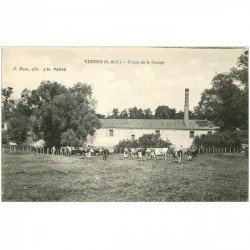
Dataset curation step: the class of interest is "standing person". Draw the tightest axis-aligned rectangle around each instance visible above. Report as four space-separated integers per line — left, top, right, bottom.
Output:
123 147 128 158
138 149 142 161
51 146 56 155
141 148 146 161
103 148 109 160
128 148 132 159
86 148 91 159
150 148 156 160
178 145 183 164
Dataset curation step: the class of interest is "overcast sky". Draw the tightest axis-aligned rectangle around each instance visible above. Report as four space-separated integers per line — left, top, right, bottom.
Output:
2 47 246 115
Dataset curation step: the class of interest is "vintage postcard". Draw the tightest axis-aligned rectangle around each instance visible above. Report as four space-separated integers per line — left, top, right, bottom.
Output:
1 47 248 201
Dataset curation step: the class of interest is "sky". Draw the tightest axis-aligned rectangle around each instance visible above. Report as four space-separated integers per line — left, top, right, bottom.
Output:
2 47 246 116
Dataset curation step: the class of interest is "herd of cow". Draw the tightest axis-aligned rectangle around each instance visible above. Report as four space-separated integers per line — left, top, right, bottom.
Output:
8 140 200 163
123 146 198 163
49 145 199 163
51 146 111 160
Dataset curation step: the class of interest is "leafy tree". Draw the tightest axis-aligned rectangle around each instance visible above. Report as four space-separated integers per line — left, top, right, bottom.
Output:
230 50 248 90
2 87 15 128
143 108 154 119
7 114 30 143
112 108 120 118
128 107 145 119
4 82 100 147
189 110 199 119
193 130 248 149
194 73 246 130
120 109 129 118
155 106 176 119
96 113 105 118
38 82 100 147
29 81 68 108
61 129 84 147
194 51 248 130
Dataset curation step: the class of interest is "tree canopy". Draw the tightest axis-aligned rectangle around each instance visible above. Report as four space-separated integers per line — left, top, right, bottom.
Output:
105 106 190 119
3 81 100 146
194 51 248 131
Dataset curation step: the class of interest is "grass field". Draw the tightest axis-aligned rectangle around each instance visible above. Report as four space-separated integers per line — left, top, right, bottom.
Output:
1 153 248 201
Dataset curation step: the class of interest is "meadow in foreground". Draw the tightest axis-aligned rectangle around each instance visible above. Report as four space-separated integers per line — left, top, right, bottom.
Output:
1 153 248 201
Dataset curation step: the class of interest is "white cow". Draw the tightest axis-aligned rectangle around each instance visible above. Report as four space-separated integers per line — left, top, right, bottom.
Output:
154 147 169 160
32 139 45 153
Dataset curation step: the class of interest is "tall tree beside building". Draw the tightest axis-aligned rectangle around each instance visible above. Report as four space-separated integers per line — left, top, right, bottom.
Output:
39 82 100 147
3 81 100 147
194 51 248 131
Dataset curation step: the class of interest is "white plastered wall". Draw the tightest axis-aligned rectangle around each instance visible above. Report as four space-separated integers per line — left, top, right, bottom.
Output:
87 128 214 148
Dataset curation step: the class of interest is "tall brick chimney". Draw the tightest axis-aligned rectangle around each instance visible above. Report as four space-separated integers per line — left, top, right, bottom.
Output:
184 88 189 127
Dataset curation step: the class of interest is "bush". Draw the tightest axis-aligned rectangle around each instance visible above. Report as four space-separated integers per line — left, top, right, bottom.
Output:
7 115 30 143
138 134 171 148
115 133 172 152
115 139 140 152
193 130 248 148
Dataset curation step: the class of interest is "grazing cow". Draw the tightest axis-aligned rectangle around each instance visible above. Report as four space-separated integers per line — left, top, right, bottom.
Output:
31 139 45 153
95 147 102 156
109 148 115 155
75 147 87 159
187 145 198 160
154 147 169 160
60 147 64 155
131 148 139 155
145 148 152 157
64 146 71 156
90 147 101 156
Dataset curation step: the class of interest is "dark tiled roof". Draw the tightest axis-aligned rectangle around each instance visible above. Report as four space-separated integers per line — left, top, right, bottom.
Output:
100 119 217 130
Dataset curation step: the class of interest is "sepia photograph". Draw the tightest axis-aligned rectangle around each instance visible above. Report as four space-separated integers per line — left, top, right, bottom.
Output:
1 47 248 201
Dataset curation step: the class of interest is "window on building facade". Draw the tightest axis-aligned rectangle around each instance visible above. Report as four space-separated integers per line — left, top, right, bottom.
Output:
189 131 194 138
109 129 114 137
131 135 135 141
155 130 160 136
